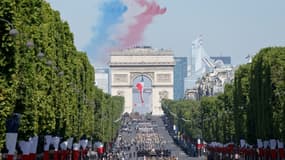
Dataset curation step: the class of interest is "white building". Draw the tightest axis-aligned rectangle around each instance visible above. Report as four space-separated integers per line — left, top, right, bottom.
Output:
196 64 235 97
184 36 235 100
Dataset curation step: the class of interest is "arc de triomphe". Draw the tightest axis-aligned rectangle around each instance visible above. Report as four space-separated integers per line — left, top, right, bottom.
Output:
109 47 175 115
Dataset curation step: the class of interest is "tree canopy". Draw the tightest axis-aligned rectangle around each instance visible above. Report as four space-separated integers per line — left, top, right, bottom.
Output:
162 47 285 144
0 0 124 147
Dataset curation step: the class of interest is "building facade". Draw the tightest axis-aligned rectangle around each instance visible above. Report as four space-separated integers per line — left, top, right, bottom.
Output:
210 56 231 65
95 67 109 93
174 57 188 100
185 65 235 100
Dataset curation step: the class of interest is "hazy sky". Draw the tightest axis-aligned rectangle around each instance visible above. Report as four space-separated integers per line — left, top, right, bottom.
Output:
47 0 285 66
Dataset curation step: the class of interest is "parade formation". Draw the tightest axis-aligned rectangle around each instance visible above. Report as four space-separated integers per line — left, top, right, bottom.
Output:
2 113 199 160
108 113 192 160
1 0 285 160
2 111 285 160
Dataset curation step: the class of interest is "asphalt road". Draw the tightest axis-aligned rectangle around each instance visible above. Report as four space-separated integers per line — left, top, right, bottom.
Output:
112 115 206 160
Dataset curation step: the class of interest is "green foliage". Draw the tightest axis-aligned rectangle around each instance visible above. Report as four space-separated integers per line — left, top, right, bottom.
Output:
162 89 235 143
233 64 250 143
0 0 124 148
162 99 201 139
162 47 285 144
246 47 285 142
199 96 218 141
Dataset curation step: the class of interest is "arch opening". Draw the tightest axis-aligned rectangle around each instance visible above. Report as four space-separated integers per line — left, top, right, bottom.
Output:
132 75 152 114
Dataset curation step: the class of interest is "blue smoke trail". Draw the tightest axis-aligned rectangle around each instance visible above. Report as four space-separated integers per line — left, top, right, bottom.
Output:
85 0 127 66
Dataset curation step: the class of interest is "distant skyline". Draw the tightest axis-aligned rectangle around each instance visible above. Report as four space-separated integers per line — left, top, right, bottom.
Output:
47 0 285 66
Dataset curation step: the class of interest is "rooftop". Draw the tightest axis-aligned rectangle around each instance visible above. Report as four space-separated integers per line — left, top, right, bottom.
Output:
111 46 173 56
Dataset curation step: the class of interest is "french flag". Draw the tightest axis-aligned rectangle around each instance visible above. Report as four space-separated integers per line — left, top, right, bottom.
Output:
136 81 144 104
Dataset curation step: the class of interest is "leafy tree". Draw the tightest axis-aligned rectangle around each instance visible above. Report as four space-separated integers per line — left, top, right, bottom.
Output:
233 64 250 143
0 0 124 148
162 47 285 144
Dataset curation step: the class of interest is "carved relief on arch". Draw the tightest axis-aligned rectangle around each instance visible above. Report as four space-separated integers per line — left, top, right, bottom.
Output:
144 72 154 81
156 73 171 82
113 74 128 83
130 72 141 81
159 90 168 100
130 72 154 82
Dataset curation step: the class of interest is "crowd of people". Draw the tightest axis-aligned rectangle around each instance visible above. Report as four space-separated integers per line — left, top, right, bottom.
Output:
104 113 179 160
1 113 194 160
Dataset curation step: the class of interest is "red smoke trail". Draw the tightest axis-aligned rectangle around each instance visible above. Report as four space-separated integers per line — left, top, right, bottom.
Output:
119 0 166 48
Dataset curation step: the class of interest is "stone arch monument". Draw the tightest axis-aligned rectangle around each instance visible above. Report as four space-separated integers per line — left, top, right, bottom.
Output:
109 47 175 115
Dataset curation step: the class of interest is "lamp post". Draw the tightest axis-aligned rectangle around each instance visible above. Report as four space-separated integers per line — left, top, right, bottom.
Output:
37 51 45 59
1 18 36 50
0 18 19 36
2 17 45 113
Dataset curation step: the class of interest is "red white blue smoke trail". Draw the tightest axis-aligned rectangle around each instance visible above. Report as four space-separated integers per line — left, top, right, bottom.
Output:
85 0 167 65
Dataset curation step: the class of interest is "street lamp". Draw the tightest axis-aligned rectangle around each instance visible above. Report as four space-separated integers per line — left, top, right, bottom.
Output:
46 60 53 66
25 40 34 49
1 18 36 49
58 71 64 77
0 18 19 36
37 52 45 59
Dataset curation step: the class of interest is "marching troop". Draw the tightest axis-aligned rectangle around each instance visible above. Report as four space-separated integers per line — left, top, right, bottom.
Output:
206 139 285 160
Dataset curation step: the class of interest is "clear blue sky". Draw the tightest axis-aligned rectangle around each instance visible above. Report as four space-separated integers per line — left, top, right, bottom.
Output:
47 0 285 65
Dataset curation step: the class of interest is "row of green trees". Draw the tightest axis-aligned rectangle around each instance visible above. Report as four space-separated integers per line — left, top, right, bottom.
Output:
162 47 285 144
0 0 124 148
235 47 285 144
